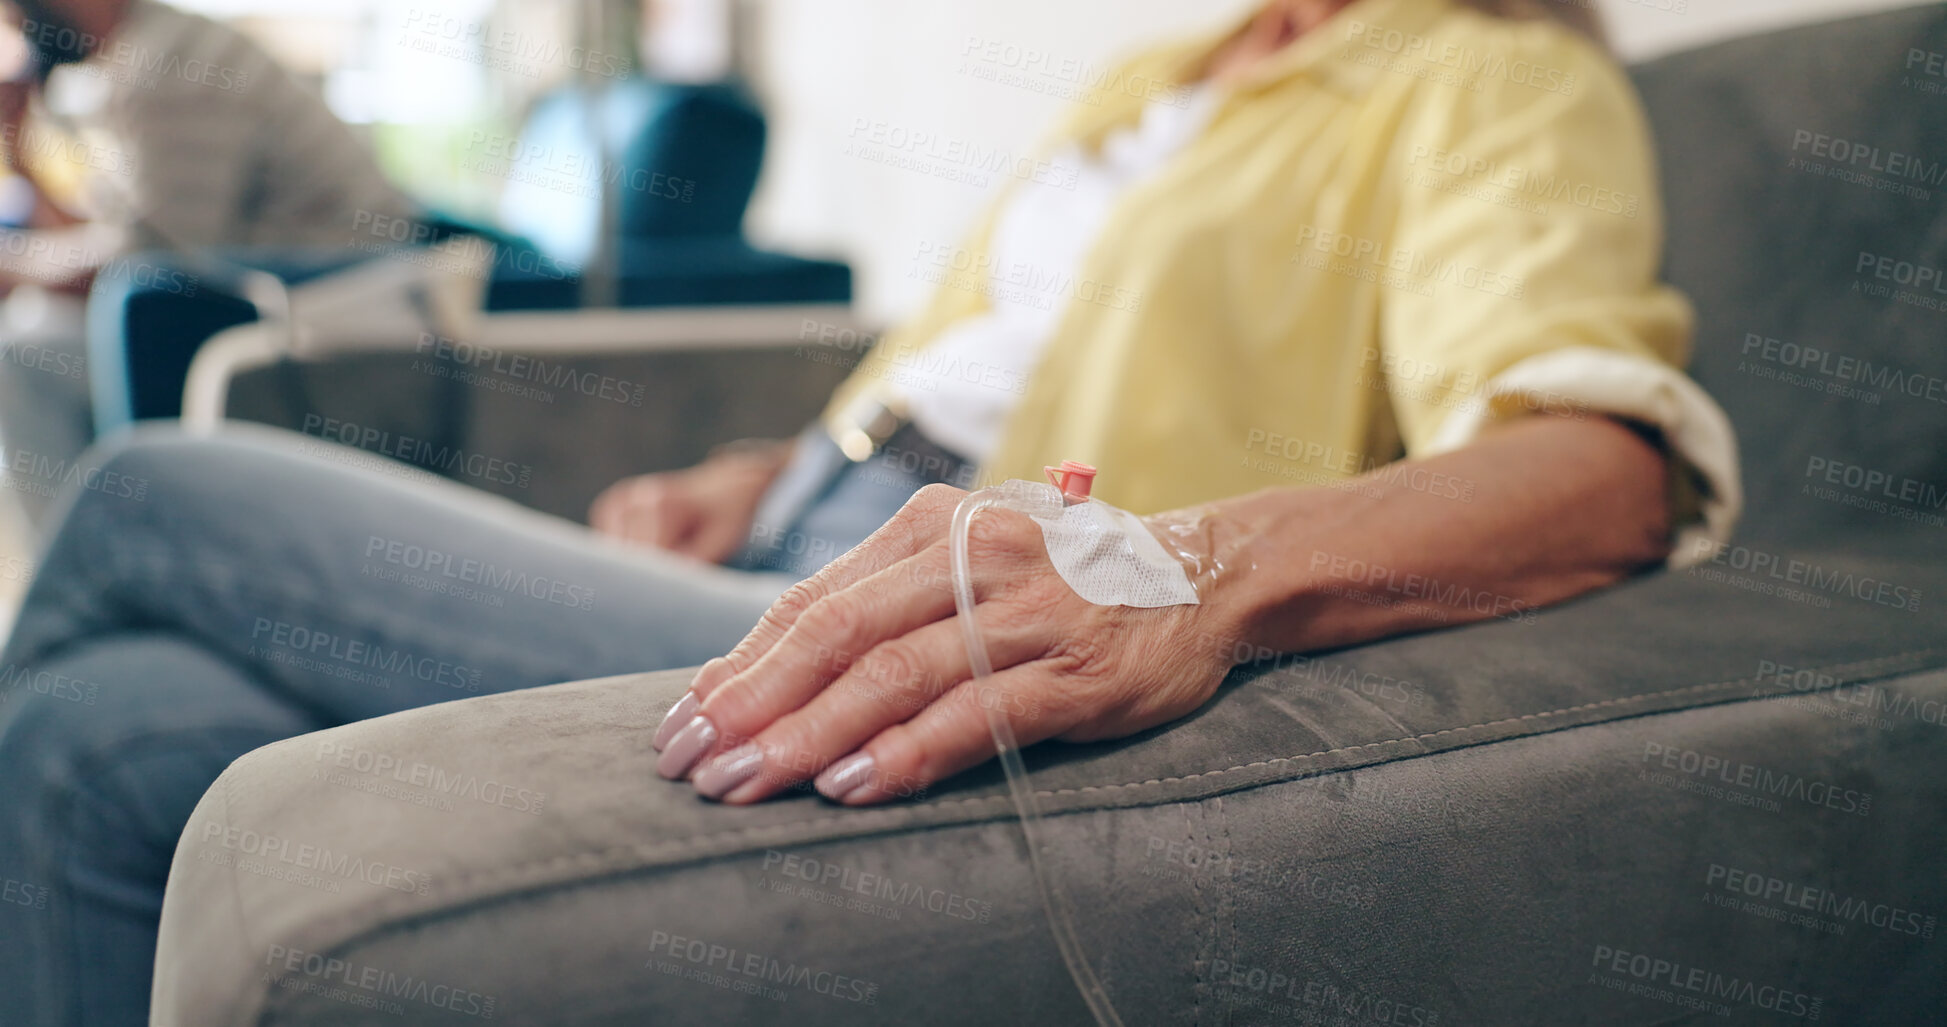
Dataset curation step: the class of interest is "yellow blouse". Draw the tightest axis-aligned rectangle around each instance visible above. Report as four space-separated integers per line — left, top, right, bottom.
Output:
825 0 1695 517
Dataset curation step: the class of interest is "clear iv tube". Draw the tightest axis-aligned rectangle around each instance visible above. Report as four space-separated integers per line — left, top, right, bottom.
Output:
949 483 1124 1027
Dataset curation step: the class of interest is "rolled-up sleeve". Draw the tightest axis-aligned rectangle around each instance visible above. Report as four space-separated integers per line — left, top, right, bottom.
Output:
1378 27 1740 566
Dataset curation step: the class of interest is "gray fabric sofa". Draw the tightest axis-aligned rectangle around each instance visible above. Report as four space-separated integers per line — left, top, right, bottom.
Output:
150 7 1947 1025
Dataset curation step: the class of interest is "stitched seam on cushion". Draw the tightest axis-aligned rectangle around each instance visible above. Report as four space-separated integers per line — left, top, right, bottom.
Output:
1070 647 1937 794
374 647 1939 911
1215 797 1234 1027
1188 804 1208 1027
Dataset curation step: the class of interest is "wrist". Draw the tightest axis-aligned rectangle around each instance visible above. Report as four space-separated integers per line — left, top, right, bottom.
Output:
708 437 795 473
1146 487 1337 666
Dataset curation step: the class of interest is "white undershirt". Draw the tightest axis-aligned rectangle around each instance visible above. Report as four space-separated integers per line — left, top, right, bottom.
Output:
893 85 1223 463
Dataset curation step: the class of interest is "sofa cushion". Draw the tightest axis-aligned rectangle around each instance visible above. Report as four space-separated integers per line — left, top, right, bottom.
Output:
1633 3 1947 549
150 528 1947 1024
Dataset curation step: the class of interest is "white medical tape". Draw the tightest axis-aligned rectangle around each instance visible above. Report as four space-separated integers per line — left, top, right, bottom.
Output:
1030 499 1199 608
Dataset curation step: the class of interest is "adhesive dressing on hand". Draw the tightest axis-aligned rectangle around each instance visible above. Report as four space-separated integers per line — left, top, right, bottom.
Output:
948 466 1198 1027
1030 498 1200 608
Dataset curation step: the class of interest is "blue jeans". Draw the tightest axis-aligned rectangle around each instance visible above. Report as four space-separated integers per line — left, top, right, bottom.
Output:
0 423 930 1026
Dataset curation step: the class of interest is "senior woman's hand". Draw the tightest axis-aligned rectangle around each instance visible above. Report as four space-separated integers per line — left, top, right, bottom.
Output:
651 483 1250 804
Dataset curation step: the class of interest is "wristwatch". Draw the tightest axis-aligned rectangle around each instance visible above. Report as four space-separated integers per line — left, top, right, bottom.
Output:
823 388 911 463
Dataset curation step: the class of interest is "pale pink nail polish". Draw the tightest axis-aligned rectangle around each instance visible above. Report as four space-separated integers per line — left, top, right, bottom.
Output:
652 692 699 752
656 715 716 779
692 743 764 801
814 752 876 802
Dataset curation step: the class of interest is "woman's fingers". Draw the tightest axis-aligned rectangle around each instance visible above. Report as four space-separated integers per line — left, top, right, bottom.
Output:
693 619 968 803
689 547 957 739
655 539 961 769
696 616 1051 803
669 485 965 708
816 663 1080 806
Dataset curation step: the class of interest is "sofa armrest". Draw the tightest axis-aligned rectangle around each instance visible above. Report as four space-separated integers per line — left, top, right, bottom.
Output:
152 531 1947 1024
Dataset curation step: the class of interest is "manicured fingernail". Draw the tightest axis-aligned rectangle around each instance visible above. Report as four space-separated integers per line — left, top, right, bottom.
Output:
692 742 765 801
652 692 699 751
814 752 876 802
656 715 716 779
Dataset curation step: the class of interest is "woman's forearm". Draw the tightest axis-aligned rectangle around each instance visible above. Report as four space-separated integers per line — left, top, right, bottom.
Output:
1194 414 1675 657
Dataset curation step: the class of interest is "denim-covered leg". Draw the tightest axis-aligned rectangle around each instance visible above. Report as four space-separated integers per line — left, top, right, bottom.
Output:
0 423 790 724
0 424 800 1026
0 634 322 1027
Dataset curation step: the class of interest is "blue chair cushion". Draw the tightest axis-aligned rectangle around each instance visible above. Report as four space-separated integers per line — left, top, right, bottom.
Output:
86 248 373 429
484 237 851 311
498 81 766 266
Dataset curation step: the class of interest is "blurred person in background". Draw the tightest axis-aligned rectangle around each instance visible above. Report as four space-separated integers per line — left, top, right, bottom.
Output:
0 0 410 526
0 0 1742 1023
